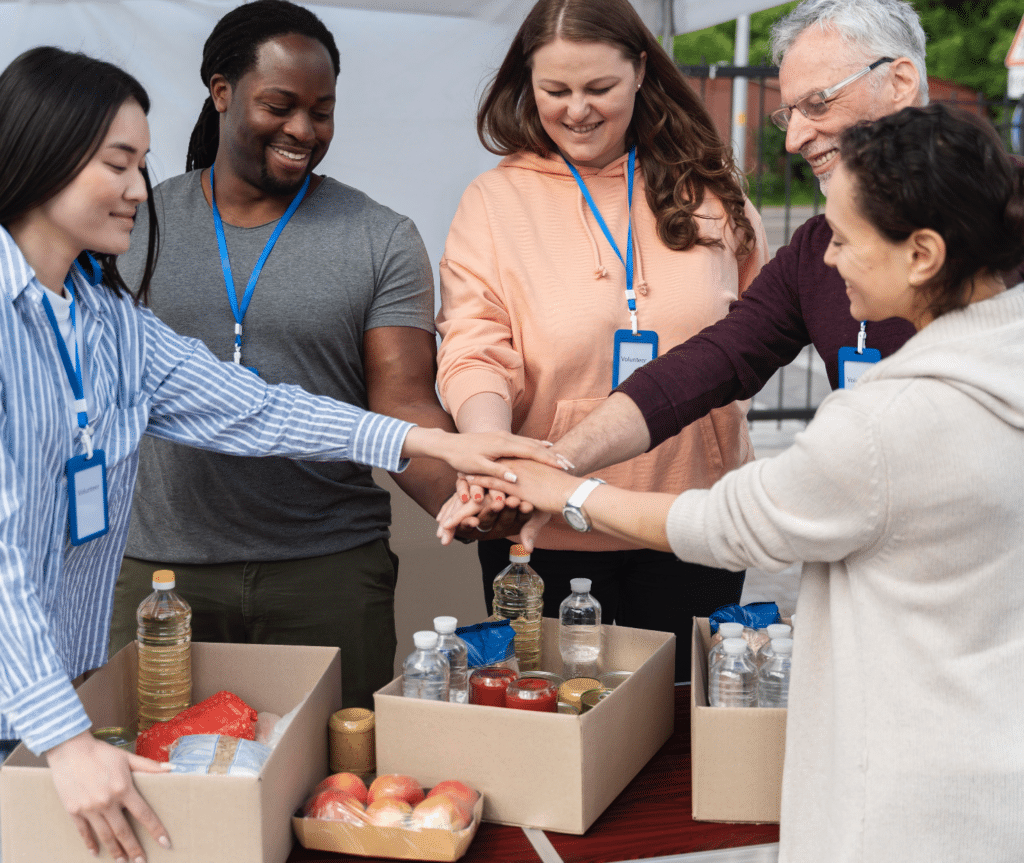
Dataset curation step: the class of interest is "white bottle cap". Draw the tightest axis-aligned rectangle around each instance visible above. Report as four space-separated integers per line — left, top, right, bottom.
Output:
433 616 458 634
766 623 792 639
570 578 592 594
718 622 744 638
152 569 176 590
770 638 794 655
722 638 748 655
509 543 530 563
413 631 439 649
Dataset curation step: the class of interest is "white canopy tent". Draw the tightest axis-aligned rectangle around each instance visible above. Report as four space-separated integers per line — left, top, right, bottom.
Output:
0 0 775 276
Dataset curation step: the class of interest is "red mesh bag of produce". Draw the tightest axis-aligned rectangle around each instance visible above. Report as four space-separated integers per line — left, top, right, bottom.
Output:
136 690 258 762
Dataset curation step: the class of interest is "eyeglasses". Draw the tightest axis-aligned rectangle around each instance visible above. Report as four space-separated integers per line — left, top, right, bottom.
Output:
770 57 894 131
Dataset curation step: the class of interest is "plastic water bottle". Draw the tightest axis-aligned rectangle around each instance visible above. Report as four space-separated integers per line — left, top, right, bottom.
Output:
492 544 544 672
402 631 450 701
708 638 756 707
559 578 602 679
755 623 793 667
433 616 469 704
758 637 793 708
707 622 746 674
136 569 192 731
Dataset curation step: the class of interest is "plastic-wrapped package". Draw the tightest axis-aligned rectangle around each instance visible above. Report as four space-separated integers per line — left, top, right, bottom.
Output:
456 620 519 673
135 690 258 762
292 773 483 861
168 734 272 776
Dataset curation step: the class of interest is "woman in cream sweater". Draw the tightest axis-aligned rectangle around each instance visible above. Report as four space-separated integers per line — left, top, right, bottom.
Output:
434 0 767 677
457 105 1024 862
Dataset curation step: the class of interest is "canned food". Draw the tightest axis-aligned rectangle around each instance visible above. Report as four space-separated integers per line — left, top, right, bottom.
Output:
579 688 612 713
557 677 601 711
92 727 137 752
521 670 564 688
598 671 632 690
557 702 580 715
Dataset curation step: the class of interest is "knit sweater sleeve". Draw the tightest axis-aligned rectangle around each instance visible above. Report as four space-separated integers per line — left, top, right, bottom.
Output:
617 216 818 449
435 180 524 423
664 392 888 572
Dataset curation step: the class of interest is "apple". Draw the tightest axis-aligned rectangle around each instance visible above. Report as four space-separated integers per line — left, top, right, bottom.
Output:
303 789 366 825
367 773 426 807
426 780 479 809
312 772 368 804
410 795 471 831
365 798 413 827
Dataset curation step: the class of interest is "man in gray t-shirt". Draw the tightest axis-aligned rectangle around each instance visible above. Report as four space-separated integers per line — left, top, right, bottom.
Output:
109 3 465 708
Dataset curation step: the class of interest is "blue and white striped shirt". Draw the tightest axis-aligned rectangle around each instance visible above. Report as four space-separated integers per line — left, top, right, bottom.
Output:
0 228 413 753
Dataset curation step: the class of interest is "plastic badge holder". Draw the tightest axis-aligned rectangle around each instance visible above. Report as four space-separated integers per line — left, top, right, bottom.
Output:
708 601 780 634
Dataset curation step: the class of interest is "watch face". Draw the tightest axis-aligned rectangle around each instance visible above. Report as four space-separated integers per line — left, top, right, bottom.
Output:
562 505 589 532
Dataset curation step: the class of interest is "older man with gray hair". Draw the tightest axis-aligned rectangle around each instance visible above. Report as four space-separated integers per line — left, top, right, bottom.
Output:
541 0 927 478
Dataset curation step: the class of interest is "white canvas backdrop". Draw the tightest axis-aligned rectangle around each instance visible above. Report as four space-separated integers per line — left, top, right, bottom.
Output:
0 0 774 278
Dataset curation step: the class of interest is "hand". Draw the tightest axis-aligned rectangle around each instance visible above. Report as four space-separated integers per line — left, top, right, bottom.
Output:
403 428 564 479
46 730 171 862
462 458 582 517
436 489 534 545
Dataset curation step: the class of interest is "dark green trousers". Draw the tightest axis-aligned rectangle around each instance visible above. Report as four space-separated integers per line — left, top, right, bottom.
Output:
110 541 399 709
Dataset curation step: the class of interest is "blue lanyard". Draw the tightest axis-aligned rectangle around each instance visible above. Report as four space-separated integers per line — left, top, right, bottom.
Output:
40 272 94 457
209 165 310 364
563 146 637 332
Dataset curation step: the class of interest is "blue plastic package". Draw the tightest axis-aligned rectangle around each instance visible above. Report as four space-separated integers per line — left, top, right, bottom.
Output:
456 619 516 668
708 601 780 634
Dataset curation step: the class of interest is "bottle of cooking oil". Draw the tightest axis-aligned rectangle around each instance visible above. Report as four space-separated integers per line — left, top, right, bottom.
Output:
136 569 192 731
492 544 544 671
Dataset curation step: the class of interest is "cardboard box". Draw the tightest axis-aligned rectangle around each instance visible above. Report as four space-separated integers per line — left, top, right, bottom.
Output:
291 793 484 860
374 618 675 834
1 641 341 863
690 617 786 823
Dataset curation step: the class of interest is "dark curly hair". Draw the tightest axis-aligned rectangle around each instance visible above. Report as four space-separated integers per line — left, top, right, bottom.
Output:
185 0 340 172
840 104 1024 320
477 0 756 257
0 47 158 304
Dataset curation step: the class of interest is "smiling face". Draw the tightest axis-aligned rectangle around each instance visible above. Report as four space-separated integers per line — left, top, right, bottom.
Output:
823 163 926 326
530 38 645 170
36 98 150 261
779 27 899 194
212 32 336 197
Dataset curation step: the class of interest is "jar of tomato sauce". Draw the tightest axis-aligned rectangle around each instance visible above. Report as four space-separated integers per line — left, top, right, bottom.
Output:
504 677 558 712
469 667 517 707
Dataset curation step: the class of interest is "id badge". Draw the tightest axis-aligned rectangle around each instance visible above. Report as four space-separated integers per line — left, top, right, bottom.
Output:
612 329 658 388
838 346 881 389
67 450 109 545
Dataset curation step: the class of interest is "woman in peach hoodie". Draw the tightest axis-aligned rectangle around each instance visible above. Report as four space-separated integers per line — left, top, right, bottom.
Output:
435 0 768 678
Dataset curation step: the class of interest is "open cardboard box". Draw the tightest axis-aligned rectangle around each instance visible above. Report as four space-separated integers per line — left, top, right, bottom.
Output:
0 641 341 863
292 793 484 860
690 617 786 823
374 618 675 834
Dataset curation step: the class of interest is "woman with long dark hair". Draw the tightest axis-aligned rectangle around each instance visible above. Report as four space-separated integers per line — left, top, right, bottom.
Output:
435 0 768 678
0 46 556 861
458 104 1024 860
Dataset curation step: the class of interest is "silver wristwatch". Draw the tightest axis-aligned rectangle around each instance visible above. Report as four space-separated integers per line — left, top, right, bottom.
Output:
562 478 606 532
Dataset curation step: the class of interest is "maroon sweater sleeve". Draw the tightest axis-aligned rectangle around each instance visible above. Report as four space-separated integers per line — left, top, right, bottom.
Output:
618 214 916 450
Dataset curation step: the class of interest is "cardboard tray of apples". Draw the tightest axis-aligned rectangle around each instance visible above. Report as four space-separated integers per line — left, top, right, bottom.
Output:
292 772 484 861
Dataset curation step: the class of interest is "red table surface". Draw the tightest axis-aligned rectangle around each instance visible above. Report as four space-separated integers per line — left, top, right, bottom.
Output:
288 684 779 863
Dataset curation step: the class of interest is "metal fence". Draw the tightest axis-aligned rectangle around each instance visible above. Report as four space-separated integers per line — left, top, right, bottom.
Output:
678 62 1023 433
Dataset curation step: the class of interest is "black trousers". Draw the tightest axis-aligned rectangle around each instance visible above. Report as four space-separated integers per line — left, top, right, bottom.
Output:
478 539 745 683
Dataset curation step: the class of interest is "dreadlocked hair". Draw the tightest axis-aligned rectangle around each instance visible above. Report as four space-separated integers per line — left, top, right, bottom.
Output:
185 0 339 172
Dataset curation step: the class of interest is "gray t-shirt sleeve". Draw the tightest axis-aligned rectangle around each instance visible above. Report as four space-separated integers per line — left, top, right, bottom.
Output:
364 216 435 333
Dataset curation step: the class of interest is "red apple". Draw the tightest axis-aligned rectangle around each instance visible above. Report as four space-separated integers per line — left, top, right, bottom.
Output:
303 789 366 825
312 772 368 804
365 798 413 827
426 780 479 809
367 773 426 807
410 795 471 831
